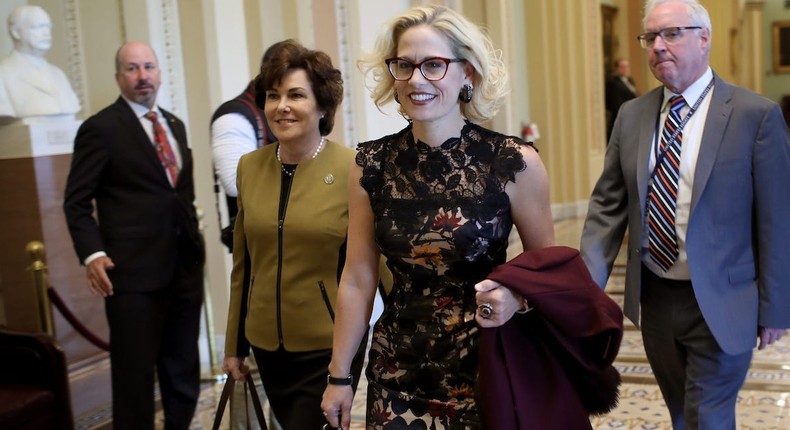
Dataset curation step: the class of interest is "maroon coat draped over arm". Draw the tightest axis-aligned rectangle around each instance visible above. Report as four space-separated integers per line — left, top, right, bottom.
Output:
477 246 623 430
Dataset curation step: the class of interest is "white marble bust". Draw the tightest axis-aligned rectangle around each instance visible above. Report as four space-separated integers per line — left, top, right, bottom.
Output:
0 5 81 120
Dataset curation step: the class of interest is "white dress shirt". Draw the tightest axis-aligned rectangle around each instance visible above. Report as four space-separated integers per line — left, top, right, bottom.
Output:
642 67 714 280
210 112 258 197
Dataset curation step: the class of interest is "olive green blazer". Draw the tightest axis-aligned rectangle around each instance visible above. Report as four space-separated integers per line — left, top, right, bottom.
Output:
225 140 354 353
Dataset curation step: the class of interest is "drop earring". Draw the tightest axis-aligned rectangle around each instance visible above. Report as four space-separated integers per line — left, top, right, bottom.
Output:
459 84 473 103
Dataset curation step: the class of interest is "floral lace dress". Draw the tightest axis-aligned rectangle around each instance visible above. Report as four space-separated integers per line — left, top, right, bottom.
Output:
356 122 529 430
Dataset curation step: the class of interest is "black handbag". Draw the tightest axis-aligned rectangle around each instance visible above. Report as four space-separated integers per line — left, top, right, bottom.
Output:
212 373 269 430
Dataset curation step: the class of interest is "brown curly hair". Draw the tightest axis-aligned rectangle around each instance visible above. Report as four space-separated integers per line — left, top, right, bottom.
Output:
254 39 343 135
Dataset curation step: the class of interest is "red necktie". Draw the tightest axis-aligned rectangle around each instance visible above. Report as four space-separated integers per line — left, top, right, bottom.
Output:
647 95 686 271
144 111 180 186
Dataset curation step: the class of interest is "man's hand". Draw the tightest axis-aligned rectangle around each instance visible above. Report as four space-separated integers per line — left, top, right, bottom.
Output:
758 327 786 350
86 256 115 297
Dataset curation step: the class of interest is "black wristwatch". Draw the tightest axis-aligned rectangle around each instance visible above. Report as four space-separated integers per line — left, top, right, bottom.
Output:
327 374 354 386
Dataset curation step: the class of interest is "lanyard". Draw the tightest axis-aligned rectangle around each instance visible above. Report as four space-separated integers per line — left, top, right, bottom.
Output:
652 79 714 172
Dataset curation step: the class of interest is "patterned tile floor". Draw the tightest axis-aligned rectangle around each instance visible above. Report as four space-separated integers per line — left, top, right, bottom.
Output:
157 352 790 430
76 218 790 429
79 329 790 428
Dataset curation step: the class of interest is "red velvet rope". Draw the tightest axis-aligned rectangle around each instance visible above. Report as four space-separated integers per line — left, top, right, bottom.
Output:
47 287 110 351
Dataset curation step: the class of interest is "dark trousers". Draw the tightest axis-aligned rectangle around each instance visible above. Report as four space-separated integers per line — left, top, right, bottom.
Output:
640 267 751 430
105 285 203 430
252 332 368 430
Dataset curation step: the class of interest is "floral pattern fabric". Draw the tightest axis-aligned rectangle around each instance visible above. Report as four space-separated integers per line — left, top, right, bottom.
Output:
356 122 529 429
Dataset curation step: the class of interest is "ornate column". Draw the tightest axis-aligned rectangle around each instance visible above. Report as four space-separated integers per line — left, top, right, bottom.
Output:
701 0 739 84
522 0 606 219
176 0 257 343
741 0 765 93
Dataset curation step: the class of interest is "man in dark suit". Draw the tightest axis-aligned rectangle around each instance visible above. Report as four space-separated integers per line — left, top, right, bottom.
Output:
605 58 638 141
581 1 790 429
63 41 204 430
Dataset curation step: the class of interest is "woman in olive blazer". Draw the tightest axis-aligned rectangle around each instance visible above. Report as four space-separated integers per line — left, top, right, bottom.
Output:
222 40 365 429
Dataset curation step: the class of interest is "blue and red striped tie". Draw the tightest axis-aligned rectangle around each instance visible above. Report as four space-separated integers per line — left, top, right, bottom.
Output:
647 95 686 272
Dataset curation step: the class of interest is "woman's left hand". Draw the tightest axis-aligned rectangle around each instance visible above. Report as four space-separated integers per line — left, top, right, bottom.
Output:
474 279 528 327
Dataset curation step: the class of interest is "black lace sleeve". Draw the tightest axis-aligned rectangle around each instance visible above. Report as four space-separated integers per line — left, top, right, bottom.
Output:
494 136 529 185
356 126 411 202
465 123 529 189
355 139 384 200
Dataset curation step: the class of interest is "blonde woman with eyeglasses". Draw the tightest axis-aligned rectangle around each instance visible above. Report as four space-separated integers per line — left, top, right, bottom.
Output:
321 5 555 429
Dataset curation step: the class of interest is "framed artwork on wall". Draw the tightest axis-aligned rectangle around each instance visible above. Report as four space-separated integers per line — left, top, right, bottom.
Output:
773 21 790 73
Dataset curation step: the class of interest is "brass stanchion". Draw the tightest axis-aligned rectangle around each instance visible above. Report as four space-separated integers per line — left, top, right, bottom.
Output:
197 207 226 382
26 240 54 336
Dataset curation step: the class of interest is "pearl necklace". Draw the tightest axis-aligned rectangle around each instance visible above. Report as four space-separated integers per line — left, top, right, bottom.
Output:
277 136 326 177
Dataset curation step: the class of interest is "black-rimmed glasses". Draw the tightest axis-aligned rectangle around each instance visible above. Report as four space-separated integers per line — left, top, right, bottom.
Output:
637 26 702 49
385 57 465 81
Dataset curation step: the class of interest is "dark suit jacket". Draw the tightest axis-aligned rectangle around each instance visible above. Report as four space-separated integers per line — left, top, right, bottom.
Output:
64 97 204 293
582 72 790 354
477 246 623 430
606 76 638 114
605 76 638 139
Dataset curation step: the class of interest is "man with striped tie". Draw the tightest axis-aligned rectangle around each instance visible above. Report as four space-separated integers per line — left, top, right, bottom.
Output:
580 1 790 429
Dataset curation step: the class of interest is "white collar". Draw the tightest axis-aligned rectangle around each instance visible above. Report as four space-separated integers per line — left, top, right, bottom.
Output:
121 95 161 119
662 67 713 112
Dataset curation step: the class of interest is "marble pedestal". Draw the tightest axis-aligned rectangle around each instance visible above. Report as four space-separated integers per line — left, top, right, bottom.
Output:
0 119 109 364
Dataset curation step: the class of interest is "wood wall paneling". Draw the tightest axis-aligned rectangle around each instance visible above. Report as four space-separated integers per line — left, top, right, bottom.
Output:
0 152 107 361
0 157 44 333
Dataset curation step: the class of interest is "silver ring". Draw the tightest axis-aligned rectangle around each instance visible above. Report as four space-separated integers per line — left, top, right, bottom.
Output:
478 303 494 319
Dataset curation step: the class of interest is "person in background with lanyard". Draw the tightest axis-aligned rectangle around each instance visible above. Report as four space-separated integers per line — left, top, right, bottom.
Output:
580 0 790 428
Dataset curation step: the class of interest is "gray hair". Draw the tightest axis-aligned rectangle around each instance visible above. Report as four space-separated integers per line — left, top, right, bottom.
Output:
643 0 712 39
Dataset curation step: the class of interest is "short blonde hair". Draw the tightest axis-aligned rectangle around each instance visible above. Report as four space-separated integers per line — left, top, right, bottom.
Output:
359 5 508 123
